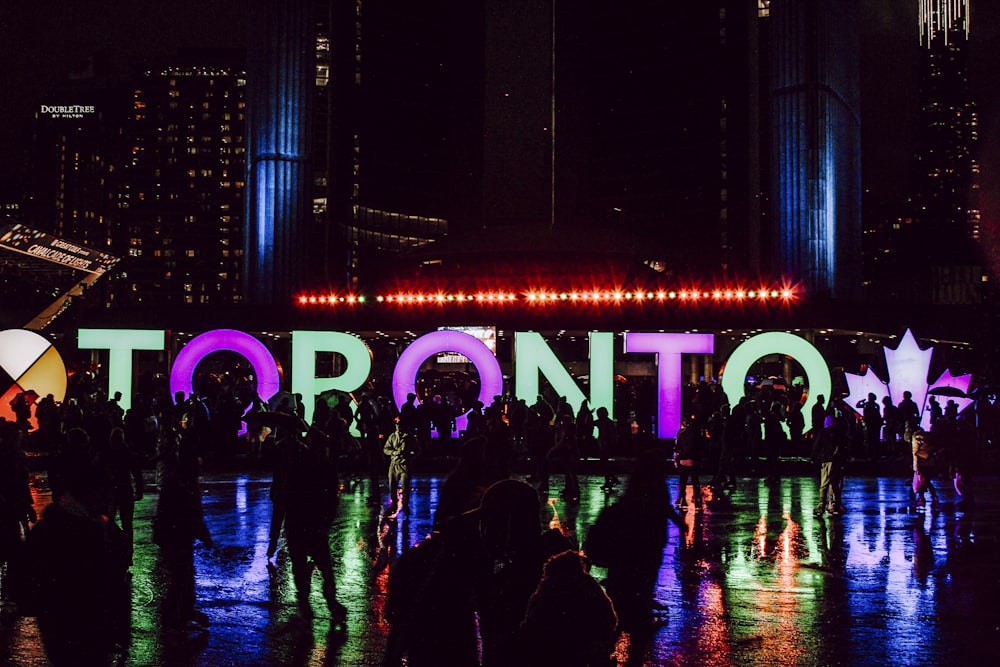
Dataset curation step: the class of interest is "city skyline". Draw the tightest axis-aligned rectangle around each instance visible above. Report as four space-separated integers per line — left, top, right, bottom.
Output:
2 2 1000 289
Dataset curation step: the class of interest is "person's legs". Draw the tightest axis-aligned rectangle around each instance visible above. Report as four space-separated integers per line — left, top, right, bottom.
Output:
161 544 197 626
690 464 702 505
307 530 346 621
816 463 832 515
387 462 401 514
563 457 580 500
287 536 313 618
398 465 411 514
267 498 285 558
828 467 841 513
676 468 690 507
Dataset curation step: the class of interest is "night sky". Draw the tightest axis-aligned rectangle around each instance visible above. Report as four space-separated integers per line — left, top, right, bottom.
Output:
2 1 999 243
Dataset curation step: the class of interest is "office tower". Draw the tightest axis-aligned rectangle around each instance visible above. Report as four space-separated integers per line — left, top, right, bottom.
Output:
350 2 770 286
244 0 314 304
914 0 982 303
111 51 247 307
769 0 862 299
334 0 456 288
256 2 774 295
24 86 123 253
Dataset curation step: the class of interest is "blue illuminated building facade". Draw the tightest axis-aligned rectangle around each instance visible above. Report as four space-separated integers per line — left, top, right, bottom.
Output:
769 0 862 300
244 0 314 305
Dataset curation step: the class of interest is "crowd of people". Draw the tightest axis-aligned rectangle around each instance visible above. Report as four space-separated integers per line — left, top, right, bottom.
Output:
0 371 994 665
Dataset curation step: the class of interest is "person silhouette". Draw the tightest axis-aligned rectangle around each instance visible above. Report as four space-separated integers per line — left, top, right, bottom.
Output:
585 454 683 662
21 449 130 665
387 478 566 667
383 418 419 518
518 550 618 667
153 418 213 631
279 430 347 627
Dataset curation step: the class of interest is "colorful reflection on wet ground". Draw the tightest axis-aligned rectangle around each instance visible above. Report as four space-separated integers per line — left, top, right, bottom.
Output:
2 470 998 666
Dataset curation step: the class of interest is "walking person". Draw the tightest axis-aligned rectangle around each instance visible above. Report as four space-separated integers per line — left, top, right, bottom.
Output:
575 399 595 457
810 394 827 436
94 427 145 563
518 550 618 667
585 454 683 664
898 391 921 434
710 403 739 490
280 430 347 627
152 418 213 631
355 393 384 505
673 416 703 509
861 393 883 460
547 414 580 501
812 415 841 516
595 407 620 491
525 398 552 492
763 401 786 484
911 426 941 511
383 418 419 518
881 395 899 457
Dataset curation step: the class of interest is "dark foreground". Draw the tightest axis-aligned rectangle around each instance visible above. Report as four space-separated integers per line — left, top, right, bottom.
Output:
2 468 999 666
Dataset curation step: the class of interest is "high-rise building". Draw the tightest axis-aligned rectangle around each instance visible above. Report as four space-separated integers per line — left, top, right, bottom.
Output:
768 0 862 300
111 51 247 307
914 0 983 304
24 87 124 253
254 2 872 303
862 1 983 305
279 1 774 293
244 1 313 305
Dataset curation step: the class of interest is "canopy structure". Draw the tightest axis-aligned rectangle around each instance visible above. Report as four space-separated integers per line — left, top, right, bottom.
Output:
0 219 119 330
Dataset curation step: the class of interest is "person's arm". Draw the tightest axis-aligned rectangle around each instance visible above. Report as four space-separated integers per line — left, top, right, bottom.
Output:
383 432 401 456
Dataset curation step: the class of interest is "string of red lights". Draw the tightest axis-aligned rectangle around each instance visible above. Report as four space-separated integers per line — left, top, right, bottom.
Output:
295 286 799 307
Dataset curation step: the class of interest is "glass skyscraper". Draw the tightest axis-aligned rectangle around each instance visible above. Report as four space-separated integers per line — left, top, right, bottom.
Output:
769 0 862 300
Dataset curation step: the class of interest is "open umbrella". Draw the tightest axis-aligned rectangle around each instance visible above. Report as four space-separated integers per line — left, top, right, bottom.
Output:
318 388 354 409
756 377 787 391
267 390 297 411
245 410 308 434
927 386 967 398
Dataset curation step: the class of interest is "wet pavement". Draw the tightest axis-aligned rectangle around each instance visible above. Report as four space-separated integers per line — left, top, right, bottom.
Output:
3 464 1000 666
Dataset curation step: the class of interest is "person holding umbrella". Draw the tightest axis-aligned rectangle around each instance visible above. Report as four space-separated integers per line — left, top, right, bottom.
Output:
9 390 37 434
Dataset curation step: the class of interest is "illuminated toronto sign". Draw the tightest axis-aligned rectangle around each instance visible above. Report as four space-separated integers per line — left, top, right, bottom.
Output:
843 328 972 430
73 327 840 440
1 327 960 440
0 329 68 428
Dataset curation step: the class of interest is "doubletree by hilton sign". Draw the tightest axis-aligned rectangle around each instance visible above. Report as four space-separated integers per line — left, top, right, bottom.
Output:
0 327 975 439
40 104 96 119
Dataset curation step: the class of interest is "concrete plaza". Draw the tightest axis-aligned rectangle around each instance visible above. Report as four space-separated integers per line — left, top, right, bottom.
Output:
2 465 999 666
